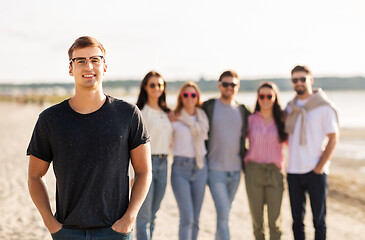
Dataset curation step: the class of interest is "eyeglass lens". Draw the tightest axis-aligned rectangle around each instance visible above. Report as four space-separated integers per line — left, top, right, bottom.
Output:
149 83 163 89
291 77 306 83
259 94 273 100
221 82 237 88
71 56 104 66
182 92 197 98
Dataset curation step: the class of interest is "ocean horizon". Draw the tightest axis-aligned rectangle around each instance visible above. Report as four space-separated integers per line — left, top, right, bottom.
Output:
120 90 365 164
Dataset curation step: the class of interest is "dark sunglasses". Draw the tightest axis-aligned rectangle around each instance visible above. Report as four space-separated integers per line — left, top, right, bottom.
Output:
291 77 307 84
181 92 198 98
221 82 237 88
258 94 273 100
149 83 164 89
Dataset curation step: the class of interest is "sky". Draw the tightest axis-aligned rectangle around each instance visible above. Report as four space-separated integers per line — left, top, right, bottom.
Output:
1 0 364 83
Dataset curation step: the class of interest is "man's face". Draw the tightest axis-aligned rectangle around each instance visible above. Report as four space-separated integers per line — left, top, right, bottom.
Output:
69 47 107 90
291 71 313 95
218 76 240 100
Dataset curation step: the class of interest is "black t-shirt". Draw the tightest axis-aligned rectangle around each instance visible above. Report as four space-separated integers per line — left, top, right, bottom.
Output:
27 95 150 229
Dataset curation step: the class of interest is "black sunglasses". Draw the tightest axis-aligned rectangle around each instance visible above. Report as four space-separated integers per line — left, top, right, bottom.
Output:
291 77 307 84
221 82 237 88
149 83 164 89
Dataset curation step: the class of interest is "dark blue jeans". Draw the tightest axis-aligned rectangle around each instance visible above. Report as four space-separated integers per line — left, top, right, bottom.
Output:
287 171 328 240
51 227 132 240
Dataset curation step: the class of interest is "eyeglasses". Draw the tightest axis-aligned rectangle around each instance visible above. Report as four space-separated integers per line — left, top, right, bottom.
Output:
70 55 104 67
181 92 198 98
258 94 273 100
291 77 307 84
149 83 164 89
221 82 237 88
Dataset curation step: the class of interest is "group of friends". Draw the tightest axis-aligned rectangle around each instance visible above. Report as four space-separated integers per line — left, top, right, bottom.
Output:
27 36 339 240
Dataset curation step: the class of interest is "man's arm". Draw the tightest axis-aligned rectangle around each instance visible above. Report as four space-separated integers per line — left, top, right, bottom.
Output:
28 155 62 233
313 132 339 174
112 143 152 233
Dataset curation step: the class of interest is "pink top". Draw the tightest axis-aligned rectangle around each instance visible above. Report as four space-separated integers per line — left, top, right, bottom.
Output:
244 112 284 169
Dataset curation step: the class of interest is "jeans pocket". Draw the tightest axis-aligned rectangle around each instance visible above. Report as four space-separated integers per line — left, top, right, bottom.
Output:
310 170 325 176
244 166 255 185
109 227 132 236
51 227 64 239
172 161 184 167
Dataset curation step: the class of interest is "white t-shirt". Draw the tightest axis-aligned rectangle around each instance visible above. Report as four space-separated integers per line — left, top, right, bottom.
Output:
141 105 172 155
172 116 207 158
286 98 339 174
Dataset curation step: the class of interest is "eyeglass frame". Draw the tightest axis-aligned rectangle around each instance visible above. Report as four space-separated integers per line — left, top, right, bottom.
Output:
69 55 105 66
149 83 164 89
291 77 307 84
258 94 273 100
220 82 238 88
181 92 198 98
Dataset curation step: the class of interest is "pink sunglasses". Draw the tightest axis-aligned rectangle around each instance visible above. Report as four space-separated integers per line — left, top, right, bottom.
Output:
181 92 198 98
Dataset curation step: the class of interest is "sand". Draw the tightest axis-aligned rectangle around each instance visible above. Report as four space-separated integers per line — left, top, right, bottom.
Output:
0 102 364 240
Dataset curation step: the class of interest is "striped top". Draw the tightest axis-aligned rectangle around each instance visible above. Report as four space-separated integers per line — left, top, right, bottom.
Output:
244 112 284 169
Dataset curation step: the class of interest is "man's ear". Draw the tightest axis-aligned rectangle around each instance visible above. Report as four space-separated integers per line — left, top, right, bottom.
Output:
103 64 107 74
69 65 73 76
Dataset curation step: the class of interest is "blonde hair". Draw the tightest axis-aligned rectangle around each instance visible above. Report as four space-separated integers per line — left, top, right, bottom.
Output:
174 81 202 115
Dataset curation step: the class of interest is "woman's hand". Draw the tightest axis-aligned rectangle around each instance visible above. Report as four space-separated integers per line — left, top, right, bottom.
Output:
168 111 178 122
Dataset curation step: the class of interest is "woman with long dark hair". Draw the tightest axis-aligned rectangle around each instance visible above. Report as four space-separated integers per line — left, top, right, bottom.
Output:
171 81 209 240
244 82 287 240
135 71 172 240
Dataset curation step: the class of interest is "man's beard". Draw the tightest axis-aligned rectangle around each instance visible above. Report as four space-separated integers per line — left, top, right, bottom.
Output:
295 86 306 95
221 92 234 100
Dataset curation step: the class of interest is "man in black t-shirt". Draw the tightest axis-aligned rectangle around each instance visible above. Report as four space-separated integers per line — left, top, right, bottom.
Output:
27 36 152 240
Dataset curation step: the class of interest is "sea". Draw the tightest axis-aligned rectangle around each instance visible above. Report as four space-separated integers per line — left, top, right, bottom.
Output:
122 90 365 165
123 90 364 129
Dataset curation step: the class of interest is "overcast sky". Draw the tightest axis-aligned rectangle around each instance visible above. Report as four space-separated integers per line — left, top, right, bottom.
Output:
1 0 364 83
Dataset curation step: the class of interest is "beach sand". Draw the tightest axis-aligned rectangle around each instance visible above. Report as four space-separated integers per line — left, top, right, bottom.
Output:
0 102 364 240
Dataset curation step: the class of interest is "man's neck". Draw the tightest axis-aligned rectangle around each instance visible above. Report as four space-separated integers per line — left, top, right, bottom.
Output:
219 96 235 105
297 90 313 100
69 88 106 114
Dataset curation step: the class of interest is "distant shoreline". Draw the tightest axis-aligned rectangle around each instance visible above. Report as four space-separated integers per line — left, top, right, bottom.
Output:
2 76 365 93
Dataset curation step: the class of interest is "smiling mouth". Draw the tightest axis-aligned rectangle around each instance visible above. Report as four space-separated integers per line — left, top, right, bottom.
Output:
83 74 95 78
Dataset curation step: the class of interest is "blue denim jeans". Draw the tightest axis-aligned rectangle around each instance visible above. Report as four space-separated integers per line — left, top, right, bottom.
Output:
287 171 328 240
136 156 168 240
171 156 208 240
208 169 241 240
51 227 132 240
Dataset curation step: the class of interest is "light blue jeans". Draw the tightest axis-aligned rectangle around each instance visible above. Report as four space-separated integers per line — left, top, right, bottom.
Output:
136 156 167 240
171 156 208 240
208 169 241 240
